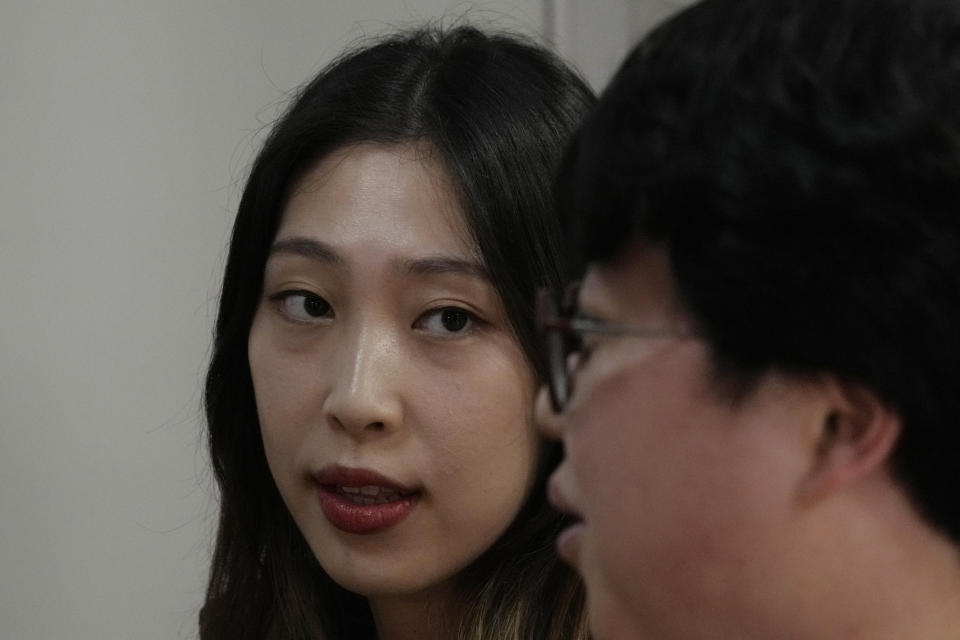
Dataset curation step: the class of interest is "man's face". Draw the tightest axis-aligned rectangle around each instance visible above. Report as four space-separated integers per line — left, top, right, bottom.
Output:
537 246 819 639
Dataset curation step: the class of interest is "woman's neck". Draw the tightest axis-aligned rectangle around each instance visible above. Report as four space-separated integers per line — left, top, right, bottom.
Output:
367 584 461 640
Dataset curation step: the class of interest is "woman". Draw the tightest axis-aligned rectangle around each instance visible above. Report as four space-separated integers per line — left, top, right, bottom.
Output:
201 25 594 640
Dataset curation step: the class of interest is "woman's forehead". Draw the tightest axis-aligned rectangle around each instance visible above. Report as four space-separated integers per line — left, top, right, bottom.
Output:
279 141 477 262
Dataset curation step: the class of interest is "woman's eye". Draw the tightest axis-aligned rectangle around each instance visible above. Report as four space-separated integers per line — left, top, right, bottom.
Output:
274 291 333 324
416 306 477 335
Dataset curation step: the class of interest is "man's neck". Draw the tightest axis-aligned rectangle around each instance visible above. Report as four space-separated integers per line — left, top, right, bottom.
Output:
777 482 960 640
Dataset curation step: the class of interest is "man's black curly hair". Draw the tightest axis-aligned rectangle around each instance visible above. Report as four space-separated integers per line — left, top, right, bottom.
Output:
558 0 960 543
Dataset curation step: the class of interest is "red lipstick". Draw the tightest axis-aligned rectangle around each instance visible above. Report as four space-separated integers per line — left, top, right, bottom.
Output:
313 465 420 534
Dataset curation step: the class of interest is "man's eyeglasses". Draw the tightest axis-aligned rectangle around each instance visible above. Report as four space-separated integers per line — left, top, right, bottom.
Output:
536 286 699 412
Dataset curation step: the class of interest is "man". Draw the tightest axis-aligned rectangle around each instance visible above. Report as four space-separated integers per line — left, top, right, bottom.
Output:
536 0 960 638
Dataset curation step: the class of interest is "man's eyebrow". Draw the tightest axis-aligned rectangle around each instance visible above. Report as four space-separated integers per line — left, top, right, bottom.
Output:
268 237 344 267
575 294 610 322
400 256 490 281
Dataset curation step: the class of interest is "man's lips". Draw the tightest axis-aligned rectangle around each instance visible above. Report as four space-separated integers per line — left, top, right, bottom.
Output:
547 472 583 521
548 471 586 563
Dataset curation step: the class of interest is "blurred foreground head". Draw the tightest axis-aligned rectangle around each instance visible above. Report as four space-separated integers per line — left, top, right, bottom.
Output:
539 0 960 638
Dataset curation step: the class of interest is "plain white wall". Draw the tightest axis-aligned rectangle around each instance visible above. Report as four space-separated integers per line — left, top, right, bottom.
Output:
552 0 697 89
0 1 687 638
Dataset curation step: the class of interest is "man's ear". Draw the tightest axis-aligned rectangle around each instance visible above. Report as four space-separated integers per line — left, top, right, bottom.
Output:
797 380 901 502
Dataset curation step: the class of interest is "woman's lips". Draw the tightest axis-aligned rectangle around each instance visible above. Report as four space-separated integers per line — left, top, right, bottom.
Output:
313 465 421 534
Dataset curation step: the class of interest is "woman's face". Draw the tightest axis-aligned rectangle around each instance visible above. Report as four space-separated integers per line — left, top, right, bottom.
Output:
248 142 540 600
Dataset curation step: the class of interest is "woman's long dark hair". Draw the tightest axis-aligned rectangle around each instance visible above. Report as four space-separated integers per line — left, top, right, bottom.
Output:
201 25 595 640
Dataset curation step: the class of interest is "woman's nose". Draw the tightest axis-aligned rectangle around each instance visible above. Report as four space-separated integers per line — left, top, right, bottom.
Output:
322 324 404 439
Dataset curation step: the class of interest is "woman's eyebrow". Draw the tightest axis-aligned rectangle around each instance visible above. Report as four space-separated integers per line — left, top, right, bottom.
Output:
399 256 490 281
268 237 345 267
267 238 488 280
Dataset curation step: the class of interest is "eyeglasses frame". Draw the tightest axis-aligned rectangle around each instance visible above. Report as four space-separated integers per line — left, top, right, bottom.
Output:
536 287 699 412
